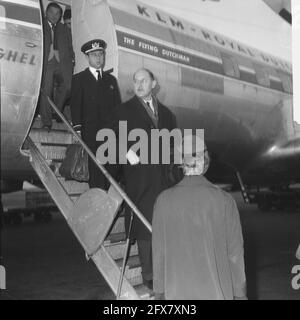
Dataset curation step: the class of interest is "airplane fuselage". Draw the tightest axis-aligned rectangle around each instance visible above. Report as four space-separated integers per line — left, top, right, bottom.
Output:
0 0 43 187
0 0 298 190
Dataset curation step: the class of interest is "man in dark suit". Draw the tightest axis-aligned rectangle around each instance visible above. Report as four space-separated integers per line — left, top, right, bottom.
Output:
116 68 177 290
39 2 74 129
70 39 121 190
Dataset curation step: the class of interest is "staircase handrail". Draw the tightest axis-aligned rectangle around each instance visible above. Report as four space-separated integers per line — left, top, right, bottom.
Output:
41 90 152 234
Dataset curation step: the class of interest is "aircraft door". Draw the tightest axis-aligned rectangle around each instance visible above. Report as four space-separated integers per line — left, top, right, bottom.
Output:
0 0 43 179
72 0 118 76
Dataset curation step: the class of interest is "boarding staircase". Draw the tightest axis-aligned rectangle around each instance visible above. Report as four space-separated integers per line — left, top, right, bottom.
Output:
21 95 153 300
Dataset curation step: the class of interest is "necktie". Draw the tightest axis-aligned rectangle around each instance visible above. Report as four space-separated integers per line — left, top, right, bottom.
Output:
146 101 156 117
96 70 101 81
51 23 58 50
146 101 153 113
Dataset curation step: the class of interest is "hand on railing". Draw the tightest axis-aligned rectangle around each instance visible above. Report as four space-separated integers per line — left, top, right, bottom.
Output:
43 91 152 234
73 125 82 138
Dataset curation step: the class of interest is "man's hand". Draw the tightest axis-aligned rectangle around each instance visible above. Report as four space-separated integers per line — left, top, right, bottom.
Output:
73 124 82 137
75 130 81 138
126 149 140 165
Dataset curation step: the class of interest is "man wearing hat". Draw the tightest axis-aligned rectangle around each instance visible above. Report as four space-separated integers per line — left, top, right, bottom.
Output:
70 39 121 189
152 134 247 300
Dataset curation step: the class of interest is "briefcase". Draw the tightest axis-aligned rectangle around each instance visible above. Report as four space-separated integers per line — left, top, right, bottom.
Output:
59 143 89 182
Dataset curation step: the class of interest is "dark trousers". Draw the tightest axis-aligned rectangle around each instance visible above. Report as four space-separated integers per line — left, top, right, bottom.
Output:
88 159 121 191
137 239 153 282
88 158 109 190
39 60 70 126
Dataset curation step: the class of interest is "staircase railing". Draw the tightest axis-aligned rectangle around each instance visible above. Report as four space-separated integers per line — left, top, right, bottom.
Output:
25 91 155 299
41 90 152 234
25 136 141 299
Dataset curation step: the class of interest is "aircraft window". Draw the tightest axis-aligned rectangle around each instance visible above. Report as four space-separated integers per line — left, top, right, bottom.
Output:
221 53 240 78
0 5 5 29
279 73 293 93
255 67 270 87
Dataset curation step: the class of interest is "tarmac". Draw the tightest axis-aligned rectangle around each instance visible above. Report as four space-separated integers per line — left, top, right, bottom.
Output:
1 192 300 300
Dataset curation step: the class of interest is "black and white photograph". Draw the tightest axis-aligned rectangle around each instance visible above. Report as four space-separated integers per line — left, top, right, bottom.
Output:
0 0 299 303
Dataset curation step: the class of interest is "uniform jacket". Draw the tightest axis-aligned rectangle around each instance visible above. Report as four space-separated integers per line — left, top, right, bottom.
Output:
70 68 121 189
116 95 177 240
152 175 246 300
70 68 121 152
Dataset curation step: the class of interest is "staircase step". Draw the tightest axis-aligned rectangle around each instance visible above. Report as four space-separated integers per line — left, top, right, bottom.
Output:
134 284 154 300
29 128 73 145
123 255 141 269
126 267 143 287
57 177 89 195
32 117 71 131
35 144 67 160
104 240 138 260
116 255 142 287
105 232 126 243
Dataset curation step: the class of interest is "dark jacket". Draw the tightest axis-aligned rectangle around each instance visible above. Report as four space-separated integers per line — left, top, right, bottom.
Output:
70 68 121 150
70 68 121 188
116 95 177 240
43 19 73 87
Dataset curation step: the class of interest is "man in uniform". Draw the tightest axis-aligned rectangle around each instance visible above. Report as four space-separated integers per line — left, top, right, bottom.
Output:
39 2 73 129
152 135 247 300
116 68 177 290
70 39 121 190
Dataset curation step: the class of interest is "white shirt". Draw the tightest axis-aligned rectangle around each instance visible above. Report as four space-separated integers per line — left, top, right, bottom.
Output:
89 67 102 80
143 97 155 114
47 21 60 62
48 20 53 29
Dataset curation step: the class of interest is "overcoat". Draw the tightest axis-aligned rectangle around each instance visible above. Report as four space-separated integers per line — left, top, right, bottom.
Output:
152 176 246 299
116 95 177 240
